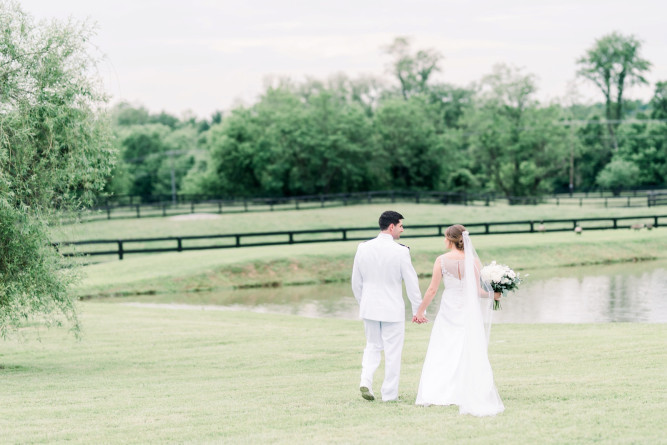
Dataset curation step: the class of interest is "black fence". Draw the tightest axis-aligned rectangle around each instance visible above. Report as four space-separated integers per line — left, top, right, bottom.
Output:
74 189 667 222
55 214 665 261
77 191 492 222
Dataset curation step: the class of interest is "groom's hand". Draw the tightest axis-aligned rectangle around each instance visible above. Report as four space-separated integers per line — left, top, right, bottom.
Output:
412 314 429 324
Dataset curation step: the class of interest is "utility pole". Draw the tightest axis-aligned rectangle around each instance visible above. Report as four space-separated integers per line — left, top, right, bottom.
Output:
165 150 179 205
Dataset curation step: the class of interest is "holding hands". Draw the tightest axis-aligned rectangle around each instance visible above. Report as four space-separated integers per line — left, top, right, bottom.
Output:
412 312 429 324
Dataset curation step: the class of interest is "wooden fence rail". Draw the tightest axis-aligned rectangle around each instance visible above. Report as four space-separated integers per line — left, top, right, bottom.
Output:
76 190 667 222
54 215 666 261
81 191 492 222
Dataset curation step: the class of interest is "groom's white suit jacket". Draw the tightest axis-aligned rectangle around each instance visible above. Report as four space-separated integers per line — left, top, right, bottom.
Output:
351 233 422 322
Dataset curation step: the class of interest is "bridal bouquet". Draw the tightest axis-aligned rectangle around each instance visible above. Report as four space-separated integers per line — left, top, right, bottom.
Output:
481 261 522 310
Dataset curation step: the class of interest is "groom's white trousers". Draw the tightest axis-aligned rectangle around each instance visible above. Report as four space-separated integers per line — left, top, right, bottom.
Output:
360 319 405 401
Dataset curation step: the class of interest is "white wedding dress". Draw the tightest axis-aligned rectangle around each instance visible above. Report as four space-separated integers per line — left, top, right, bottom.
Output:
415 256 504 416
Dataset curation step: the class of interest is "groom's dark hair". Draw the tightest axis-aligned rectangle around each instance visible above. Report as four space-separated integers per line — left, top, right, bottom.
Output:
379 210 404 230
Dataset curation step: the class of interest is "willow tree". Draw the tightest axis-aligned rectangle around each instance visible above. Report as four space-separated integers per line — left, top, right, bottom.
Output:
576 32 651 150
0 2 115 337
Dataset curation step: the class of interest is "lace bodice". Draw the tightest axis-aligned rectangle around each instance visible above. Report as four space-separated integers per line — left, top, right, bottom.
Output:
441 257 466 288
441 257 464 277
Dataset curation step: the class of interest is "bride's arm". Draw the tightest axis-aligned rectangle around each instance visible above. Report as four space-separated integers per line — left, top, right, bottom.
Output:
414 258 442 322
474 259 499 299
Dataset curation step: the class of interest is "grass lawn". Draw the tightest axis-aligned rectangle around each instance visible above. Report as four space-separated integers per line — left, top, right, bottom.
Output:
1 303 665 444
3 205 665 442
55 202 667 241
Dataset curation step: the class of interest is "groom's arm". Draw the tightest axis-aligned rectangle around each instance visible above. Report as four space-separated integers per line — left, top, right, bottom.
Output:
351 244 364 304
400 248 422 315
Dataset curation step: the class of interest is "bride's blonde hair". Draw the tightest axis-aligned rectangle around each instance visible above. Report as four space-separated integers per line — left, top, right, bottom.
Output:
445 224 466 251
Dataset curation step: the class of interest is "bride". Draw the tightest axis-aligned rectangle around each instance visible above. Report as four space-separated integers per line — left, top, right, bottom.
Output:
413 224 504 416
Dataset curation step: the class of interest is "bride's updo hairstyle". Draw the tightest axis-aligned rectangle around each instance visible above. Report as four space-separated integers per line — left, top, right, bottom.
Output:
445 224 466 251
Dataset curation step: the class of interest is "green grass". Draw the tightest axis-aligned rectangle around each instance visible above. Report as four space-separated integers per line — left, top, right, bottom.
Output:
55 203 666 241
57 203 667 297
1 303 665 444
74 228 667 298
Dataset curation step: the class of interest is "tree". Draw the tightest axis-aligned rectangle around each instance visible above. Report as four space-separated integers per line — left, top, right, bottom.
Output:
199 86 378 197
116 124 174 198
426 83 474 130
383 37 443 100
615 121 667 187
650 81 667 120
576 32 651 150
596 158 641 195
0 2 114 337
374 97 446 190
572 117 612 190
463 65 569 197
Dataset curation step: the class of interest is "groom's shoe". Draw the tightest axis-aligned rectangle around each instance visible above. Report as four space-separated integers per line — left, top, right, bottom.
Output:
360 386 375 401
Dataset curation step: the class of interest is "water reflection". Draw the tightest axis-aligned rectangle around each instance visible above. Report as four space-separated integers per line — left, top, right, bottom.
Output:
121 260 667 323
493 263 667 323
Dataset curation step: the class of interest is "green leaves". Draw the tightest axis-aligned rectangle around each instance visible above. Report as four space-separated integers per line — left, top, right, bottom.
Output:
463 66 569 197
595 158 641 195
0 1 113 337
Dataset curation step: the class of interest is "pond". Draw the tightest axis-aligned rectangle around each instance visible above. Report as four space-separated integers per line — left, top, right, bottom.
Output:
123 259 667 323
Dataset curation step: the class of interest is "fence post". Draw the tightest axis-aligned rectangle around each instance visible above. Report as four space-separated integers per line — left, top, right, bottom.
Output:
218 201 223 213
342 229 347 241
106 204 111 219
530 221 534 232
288 232 294 244
136 205 141 218
243 199 248 212
654 216 659 228
613 219 617 229
415 192 420 204
391 191 395 203
177 238 182 252
321 195 325 208
579 198 583 207
485 223 489 234
627 197 631 207
605 198 608 208
191 201 195 213
162 205 167 217
118 240 124 260
556 197 559 206
295 199 299 210
235 235 241 247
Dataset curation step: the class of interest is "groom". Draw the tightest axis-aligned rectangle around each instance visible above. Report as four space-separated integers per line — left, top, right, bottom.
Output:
351 210 423 402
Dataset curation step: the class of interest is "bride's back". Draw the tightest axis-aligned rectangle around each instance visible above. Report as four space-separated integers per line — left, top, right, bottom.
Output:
441 255 465 281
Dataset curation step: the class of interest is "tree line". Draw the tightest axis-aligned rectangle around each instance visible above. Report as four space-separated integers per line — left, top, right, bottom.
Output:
105 34 667 201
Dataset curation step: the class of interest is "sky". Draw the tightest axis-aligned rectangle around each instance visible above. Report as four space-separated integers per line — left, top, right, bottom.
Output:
18 0 667 119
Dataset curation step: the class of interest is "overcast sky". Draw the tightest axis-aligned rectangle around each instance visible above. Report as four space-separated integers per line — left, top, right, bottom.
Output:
18 0 667 119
